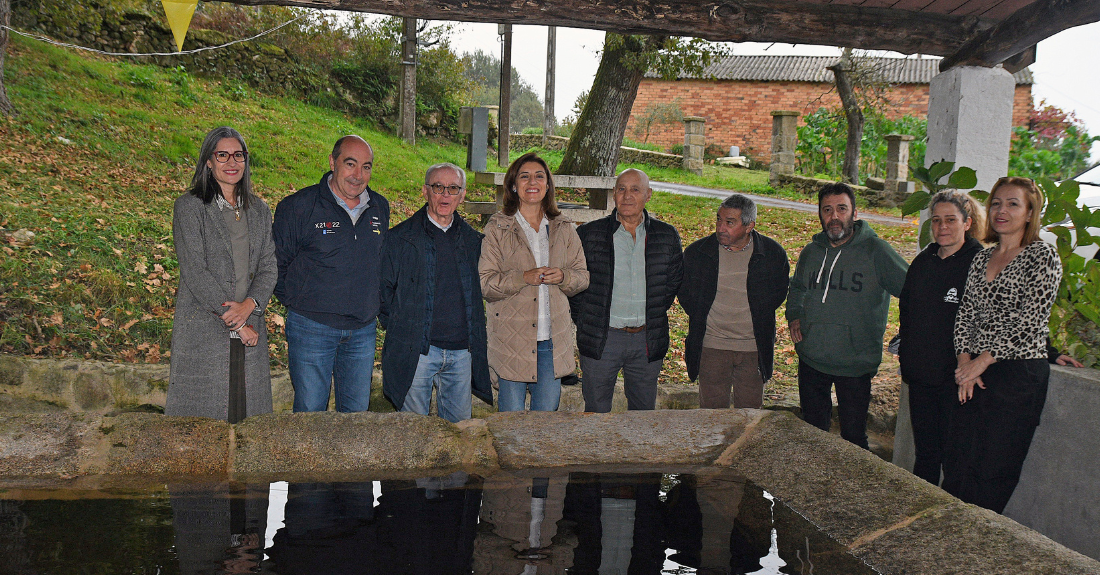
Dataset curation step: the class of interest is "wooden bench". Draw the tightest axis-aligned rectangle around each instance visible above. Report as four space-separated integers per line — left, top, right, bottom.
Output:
466 172 618 224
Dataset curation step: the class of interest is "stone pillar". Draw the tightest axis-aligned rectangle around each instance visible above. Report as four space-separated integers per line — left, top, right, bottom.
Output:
884 134 916 195
769 111 799 186
925 66 1015 192
682 116 705 176
460 106 489 173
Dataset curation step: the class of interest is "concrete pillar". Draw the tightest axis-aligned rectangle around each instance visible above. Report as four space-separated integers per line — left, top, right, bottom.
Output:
884 134 916 196
682 116 705 176
459 106 490 173
769 111 799 186
925 66 1015 191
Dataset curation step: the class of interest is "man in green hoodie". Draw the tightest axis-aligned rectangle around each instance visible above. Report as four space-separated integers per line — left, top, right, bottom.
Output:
786 182 908 449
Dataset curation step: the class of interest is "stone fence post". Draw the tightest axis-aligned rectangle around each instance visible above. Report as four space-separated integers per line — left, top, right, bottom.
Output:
770 111 799 185
884 134 916 194
682 116 706 176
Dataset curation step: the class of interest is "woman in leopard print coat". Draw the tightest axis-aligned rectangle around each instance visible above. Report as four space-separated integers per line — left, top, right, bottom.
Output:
943 177 1062 514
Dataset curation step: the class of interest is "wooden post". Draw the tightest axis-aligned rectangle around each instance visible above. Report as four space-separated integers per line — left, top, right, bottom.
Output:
498 24 512 167
543 26 556 147
398 17 417 144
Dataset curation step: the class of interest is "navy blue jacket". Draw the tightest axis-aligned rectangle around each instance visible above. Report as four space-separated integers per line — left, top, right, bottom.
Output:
678 231 790 382
378 207 493 410
273 172 389 329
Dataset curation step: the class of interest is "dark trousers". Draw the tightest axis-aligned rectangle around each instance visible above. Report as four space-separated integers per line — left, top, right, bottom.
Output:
942 358 1049 514
228 339 247 424
908 381 958 486
580 329 662 413
798 362 873 450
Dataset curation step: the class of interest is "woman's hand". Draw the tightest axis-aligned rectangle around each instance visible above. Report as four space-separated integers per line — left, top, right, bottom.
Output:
540 267 565 285
222 299 257 329
955 352 993 403
1055 354 1084 368
524 267 562 286
238 325 259 347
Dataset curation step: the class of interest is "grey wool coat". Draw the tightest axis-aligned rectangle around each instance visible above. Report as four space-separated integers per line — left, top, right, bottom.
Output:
167 192 278 420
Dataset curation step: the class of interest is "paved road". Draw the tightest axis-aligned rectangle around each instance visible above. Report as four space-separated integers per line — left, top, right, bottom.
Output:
651 181 914 227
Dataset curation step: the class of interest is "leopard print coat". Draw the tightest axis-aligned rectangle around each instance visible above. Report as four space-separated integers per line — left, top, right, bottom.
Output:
953 241 1061 361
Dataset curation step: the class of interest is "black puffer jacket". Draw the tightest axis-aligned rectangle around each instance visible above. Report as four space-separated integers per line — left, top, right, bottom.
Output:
569 210 683 362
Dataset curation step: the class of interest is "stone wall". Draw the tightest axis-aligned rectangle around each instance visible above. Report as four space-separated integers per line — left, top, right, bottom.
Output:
629 78 1033 163
2 408 1098 573
774 173 910 208
895 365 1100 561
508 134 683 170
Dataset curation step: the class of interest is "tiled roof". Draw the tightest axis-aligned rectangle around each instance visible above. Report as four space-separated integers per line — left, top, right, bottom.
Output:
648 55 1033 85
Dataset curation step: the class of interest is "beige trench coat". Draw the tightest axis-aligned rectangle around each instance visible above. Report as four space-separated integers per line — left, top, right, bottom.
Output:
479 211 589 382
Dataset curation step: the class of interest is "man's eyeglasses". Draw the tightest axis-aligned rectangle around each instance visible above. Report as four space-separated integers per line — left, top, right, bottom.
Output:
213 151 248 163
428 183 465 196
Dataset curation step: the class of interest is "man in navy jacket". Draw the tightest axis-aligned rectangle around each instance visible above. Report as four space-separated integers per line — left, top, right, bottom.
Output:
378 163 492 421
273 136 389 412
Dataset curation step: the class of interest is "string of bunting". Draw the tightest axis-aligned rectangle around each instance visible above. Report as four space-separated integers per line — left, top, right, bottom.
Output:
0 14 304 58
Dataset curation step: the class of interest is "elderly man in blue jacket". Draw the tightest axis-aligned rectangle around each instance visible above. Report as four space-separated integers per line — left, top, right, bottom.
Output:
273 135 389 413
378 163 493 421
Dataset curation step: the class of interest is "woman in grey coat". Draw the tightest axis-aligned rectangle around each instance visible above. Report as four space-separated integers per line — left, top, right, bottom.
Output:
167 127 277 422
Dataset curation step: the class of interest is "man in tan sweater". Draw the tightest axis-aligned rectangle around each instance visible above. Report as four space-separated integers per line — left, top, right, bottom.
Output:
679 194 789 408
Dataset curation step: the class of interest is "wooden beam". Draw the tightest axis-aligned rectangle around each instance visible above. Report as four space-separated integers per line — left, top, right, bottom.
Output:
940 0 1100 71
222 0 993 57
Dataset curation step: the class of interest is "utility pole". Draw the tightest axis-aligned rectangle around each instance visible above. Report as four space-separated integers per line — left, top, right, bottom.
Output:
498 24 512 167
543 26 556 147
399 17 417 144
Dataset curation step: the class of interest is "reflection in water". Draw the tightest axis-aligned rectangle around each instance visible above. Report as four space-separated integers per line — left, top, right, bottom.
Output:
170 483 269 574
0 470 877 575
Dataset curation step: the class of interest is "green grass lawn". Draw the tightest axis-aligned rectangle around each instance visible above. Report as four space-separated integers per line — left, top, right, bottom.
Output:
0 34 917 395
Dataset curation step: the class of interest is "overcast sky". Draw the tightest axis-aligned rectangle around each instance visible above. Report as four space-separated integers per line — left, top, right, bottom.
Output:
443 21 1100 160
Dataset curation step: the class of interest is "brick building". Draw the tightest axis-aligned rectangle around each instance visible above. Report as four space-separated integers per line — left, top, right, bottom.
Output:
628 55 1034 163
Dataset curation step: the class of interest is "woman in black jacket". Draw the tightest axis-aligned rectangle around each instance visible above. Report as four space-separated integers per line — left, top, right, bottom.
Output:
898 190 985 486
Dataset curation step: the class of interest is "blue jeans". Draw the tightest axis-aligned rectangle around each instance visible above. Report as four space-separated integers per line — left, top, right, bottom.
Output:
286 310 376 413
498 339 560 411
402 346 473 423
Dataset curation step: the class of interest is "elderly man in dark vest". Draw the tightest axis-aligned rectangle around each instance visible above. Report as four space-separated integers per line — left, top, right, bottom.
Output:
569 168 683 412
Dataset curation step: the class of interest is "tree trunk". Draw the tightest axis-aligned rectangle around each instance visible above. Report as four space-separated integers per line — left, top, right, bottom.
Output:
0 0 16 116
830 49 861 184
558 34 649 176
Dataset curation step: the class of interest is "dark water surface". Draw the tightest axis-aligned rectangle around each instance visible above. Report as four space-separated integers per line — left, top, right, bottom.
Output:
0 469 878 575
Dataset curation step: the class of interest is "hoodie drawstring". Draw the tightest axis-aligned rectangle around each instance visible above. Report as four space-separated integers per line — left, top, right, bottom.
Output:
816 249 843 303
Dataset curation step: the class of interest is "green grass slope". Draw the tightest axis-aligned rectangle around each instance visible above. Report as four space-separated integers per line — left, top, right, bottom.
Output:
0 34 916 395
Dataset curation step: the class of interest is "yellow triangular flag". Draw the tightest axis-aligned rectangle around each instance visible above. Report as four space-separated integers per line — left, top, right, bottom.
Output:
161 0 198 52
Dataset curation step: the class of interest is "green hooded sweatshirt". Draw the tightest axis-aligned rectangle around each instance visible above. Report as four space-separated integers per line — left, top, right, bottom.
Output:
786 220 908 377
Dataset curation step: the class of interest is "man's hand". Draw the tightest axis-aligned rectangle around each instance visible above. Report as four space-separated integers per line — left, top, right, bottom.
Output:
222 299 257 330
788 319 802 343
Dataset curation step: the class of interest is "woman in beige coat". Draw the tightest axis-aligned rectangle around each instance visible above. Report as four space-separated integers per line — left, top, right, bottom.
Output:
480 153 589 411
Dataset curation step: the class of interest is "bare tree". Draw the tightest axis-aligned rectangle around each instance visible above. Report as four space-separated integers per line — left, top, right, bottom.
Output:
828 49 862 184
0 0 16 116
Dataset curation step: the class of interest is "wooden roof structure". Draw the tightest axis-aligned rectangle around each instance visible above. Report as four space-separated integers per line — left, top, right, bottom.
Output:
225 0 1100 72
